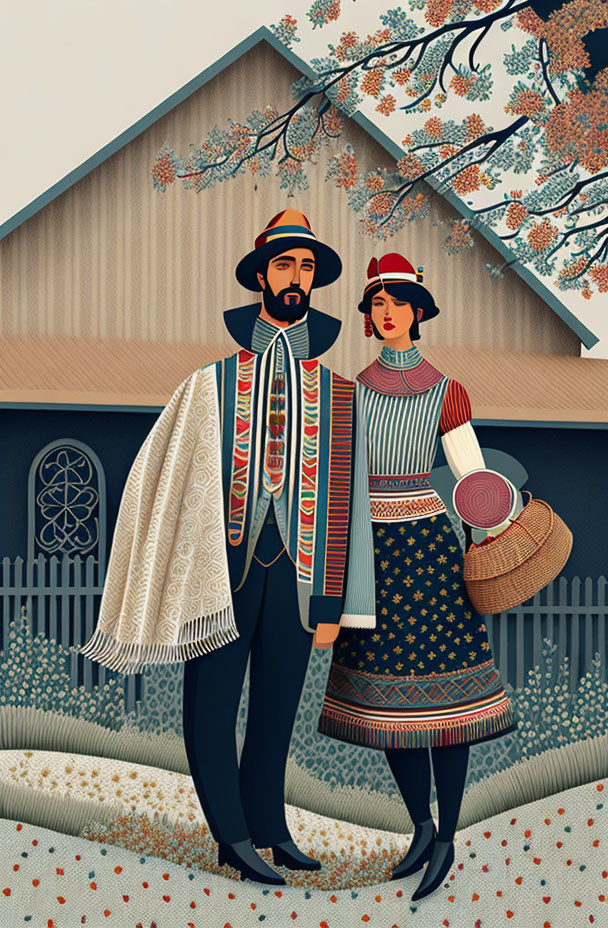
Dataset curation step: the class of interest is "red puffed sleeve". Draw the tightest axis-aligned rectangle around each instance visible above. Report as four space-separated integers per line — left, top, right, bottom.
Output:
439 379 472 435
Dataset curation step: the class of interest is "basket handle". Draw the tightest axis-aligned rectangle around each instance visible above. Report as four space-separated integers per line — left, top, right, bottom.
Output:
507 491 554 547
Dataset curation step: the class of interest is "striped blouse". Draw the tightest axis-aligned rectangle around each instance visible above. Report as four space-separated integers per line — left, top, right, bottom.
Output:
357 345 472 523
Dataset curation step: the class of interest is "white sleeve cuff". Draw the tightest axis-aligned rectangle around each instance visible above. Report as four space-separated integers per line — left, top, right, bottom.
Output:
441 421 485 480
340 613 376 628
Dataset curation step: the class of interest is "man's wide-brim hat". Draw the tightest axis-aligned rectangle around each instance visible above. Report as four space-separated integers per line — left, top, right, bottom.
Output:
360 252 439 322
235 208 342 291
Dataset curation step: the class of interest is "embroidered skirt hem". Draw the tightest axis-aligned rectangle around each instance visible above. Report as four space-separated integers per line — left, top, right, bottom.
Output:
318 699 516 750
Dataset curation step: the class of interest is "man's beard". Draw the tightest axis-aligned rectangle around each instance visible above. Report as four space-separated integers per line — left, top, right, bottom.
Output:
262 284 310 323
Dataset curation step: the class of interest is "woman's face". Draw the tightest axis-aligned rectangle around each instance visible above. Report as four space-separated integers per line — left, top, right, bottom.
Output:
370 289 416 341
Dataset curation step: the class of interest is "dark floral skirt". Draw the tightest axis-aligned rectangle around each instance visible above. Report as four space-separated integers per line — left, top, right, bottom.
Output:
318 514 517 750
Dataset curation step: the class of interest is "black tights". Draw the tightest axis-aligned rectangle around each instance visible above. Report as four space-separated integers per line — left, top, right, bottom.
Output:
385 744 469 842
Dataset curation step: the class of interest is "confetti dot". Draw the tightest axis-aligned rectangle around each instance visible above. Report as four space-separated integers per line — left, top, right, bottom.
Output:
589 819 595 826
3 889 11 897
32 880 39 888
114 866 123 875
597 785 604 792
558 809 565 816
57 898 65 905
162 896 171 903
506 911 514 919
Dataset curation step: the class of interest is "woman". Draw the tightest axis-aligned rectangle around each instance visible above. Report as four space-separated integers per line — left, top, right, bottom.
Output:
318 253 518 901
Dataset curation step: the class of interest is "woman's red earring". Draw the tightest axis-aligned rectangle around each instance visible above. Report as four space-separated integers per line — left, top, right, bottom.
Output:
417 308 423 322
364 314 373 337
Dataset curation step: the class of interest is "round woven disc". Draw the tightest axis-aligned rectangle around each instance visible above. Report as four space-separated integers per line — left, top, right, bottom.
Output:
454 470 514 529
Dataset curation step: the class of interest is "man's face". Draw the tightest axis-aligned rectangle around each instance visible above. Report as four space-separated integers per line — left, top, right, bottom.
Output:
256 248 315 323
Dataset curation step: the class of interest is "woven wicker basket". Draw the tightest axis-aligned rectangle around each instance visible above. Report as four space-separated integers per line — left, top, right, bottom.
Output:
463 493 573 614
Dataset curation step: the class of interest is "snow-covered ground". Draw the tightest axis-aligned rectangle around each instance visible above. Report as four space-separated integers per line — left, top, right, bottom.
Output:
0 750 606 927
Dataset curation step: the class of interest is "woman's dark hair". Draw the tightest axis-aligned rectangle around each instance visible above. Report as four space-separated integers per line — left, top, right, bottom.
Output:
358 280 439 341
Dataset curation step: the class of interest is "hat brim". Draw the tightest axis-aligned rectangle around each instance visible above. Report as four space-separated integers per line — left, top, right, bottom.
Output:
235 236 342 292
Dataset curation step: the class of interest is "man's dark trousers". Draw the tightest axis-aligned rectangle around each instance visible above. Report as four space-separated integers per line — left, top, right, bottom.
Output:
182 511 313 847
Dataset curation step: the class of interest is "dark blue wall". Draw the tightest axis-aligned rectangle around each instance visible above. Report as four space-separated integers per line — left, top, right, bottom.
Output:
474 424 607 580
0 410 605 580
0 408 158 564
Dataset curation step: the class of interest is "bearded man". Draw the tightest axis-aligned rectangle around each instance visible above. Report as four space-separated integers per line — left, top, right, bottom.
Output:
82 209 374 884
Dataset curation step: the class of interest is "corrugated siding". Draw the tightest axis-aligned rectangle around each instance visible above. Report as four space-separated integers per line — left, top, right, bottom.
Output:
0 41 579 381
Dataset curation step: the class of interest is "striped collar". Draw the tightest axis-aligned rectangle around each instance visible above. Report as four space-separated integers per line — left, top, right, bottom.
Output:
357 349 444 396
250 313 310 359
379 344 423 370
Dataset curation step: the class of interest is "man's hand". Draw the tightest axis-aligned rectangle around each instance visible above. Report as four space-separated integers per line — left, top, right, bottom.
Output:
313 622 341 649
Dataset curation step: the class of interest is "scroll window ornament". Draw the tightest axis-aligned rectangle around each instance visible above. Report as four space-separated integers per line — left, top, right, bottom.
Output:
33 445 101 557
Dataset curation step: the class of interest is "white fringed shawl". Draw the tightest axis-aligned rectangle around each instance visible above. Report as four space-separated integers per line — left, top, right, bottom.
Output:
79 365 237 674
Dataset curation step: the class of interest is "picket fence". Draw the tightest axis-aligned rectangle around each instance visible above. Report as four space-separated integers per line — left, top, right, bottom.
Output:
1 553 142 712
484 575 608 690
1 555 606 709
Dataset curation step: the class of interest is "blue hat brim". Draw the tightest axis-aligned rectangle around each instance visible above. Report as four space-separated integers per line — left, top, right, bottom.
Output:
235 236 342 292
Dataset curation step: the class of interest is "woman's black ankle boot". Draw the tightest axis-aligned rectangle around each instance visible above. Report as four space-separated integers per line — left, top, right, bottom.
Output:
411 839 455 900
390 818 436 880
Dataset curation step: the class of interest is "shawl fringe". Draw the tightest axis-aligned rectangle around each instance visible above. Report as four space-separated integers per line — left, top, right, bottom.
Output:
79 605 238 675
